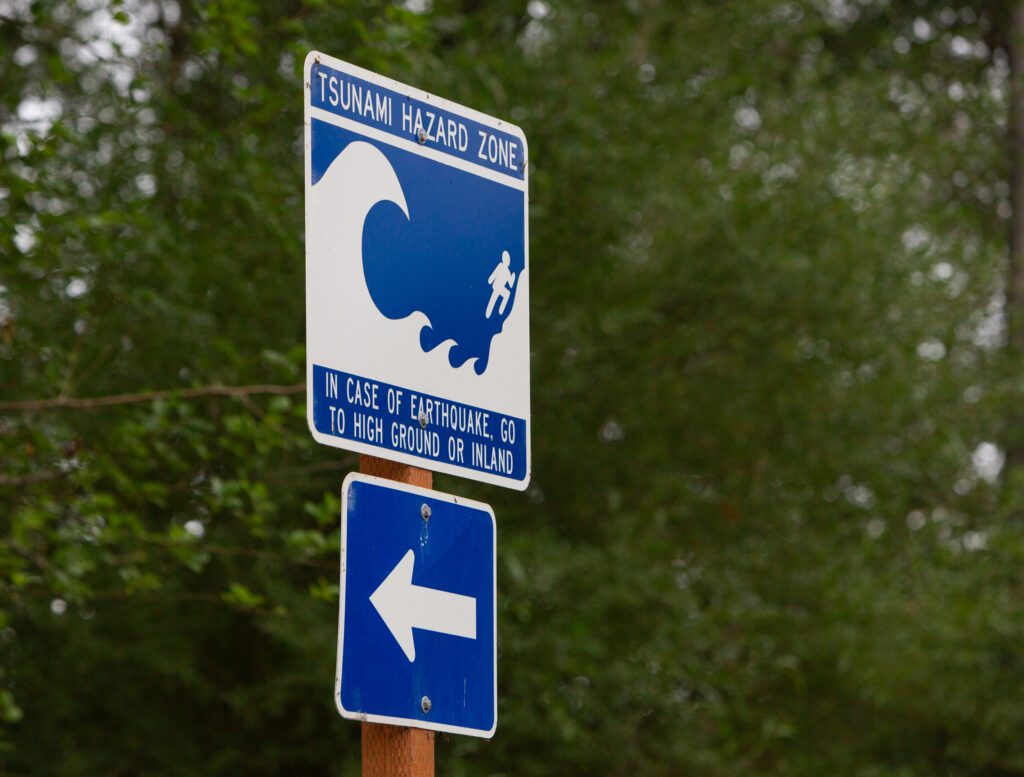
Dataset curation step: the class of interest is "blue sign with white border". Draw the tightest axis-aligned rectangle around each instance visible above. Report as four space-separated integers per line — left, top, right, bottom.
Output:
304 51 531 490
336 473 497 738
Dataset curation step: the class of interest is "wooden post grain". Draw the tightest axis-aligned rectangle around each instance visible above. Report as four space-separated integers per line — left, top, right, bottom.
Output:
358 454 435 777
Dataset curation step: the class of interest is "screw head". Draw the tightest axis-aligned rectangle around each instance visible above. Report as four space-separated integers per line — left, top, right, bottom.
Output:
417 129 427 144
418 410 428 429
421 503 431 521
421 696 432 713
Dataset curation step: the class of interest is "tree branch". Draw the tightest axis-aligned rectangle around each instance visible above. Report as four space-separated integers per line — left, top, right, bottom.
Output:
0 469 70 487
140 535 335 568
0 383 306 412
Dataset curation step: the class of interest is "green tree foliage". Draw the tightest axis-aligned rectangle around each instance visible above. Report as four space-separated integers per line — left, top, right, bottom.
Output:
3 1 1024 774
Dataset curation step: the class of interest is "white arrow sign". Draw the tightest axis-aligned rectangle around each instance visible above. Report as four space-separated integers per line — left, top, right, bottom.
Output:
370 549 477 662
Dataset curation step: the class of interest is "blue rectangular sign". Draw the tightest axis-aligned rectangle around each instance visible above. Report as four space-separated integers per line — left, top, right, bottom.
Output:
336 474 497 738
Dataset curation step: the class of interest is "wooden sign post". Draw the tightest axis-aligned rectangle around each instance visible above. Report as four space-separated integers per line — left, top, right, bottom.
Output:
358 454 434 777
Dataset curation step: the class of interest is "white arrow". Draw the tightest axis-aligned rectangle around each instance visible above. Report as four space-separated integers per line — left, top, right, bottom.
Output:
369 549 477 662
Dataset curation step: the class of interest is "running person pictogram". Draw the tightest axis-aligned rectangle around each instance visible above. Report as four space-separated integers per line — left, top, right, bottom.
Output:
485 250 516 319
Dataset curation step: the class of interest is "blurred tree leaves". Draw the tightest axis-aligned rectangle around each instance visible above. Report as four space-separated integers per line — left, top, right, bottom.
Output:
3 0 1024 775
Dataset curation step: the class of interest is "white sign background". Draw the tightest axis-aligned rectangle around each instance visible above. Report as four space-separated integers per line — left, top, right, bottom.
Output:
304 51 530 489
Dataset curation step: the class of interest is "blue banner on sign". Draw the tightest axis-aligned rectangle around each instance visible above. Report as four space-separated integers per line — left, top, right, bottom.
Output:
309 60 525 180
312 364 528 483
338 475 496 736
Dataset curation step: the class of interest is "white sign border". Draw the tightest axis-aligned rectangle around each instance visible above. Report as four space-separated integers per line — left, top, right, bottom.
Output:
303 50 532 491
335 472 498 739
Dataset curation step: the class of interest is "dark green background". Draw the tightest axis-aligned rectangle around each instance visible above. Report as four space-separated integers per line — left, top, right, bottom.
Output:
3 1 1024 774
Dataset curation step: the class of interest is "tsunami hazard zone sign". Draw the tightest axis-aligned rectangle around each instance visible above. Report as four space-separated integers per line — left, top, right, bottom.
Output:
304 51 530 490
